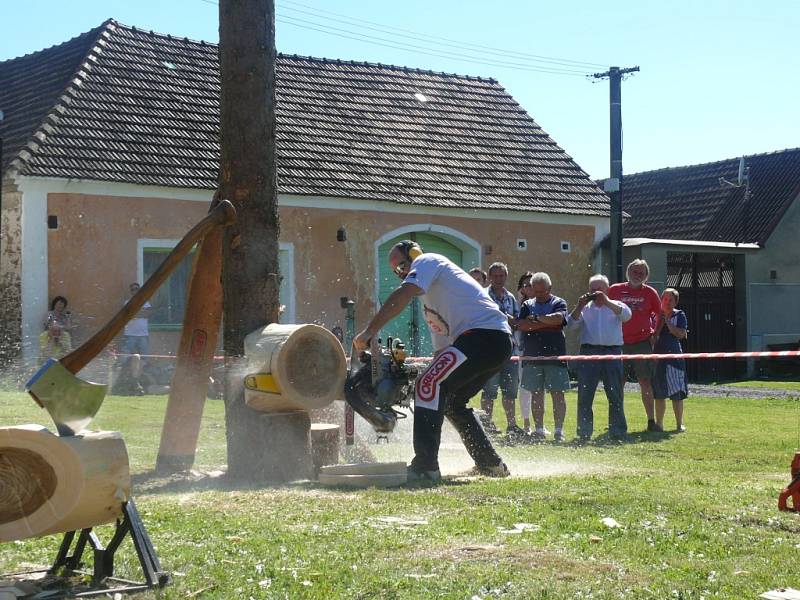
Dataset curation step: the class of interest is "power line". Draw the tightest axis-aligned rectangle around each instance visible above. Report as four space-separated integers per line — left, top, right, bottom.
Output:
199 0 607 75
276 14 594 76
278 0 609 69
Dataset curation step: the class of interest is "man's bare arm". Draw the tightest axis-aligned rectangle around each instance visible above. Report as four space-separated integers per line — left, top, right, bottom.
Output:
353 283 423 351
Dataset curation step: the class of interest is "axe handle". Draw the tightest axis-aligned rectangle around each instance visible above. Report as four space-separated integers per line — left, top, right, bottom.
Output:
61 199 236 374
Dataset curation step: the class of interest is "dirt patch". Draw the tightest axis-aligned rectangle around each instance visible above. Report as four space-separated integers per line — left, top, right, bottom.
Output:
426 542 640 584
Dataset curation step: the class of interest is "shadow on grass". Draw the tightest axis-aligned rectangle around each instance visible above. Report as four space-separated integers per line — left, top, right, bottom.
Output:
564 429 675 448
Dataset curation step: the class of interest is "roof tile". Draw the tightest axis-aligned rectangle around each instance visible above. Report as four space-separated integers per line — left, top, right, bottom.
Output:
604 148 800 244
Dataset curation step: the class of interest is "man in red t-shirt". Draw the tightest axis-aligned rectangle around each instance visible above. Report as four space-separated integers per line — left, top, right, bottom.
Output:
608 259 662 432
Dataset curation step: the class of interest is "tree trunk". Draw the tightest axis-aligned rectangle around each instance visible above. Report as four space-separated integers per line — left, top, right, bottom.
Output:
218 0 312 482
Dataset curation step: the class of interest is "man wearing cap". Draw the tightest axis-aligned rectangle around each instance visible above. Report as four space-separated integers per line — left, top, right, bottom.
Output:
354 240 512 483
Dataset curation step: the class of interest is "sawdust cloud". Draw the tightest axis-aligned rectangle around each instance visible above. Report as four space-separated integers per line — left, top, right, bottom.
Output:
355 406 596 479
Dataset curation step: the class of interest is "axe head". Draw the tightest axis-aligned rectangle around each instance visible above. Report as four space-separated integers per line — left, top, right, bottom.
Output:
26 359 108 436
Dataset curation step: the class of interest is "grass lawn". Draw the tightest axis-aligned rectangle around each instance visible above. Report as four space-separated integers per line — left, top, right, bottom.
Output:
2 388 800 599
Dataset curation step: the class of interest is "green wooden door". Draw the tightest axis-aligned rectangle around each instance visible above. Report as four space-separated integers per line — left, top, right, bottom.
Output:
378 233 463 356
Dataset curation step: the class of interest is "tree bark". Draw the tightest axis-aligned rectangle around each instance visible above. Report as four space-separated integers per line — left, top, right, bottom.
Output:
219 0 312 482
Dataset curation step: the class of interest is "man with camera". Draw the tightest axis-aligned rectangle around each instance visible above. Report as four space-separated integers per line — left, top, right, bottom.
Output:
566 274 632 441
353 240 512 483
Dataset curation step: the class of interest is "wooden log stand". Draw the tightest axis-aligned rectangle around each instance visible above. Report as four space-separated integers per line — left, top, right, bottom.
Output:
0 426 130 542
0 426 168 596
1 500 169 598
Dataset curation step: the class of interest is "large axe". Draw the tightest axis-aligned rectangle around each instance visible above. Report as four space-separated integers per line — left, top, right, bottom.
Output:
26 199 236 436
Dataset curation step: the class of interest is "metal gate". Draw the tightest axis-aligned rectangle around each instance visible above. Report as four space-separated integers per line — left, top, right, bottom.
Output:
666 252 737 382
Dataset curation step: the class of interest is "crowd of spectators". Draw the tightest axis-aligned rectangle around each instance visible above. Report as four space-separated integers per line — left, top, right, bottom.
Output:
475 259 689 443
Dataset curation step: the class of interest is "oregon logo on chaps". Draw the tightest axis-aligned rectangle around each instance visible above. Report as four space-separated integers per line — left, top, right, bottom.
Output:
415 347 467 410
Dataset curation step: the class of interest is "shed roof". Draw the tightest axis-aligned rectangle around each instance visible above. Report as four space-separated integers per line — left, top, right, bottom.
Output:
611 148 800 245
1 19 609 215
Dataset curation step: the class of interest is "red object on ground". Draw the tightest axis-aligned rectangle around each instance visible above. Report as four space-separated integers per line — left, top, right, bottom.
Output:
778 452 800 511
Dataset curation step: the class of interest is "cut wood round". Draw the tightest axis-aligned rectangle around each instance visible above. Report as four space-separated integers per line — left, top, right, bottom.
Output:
320 461 407 476
0 425 130 542
243 324 346 413
318 461 407 488
310 423 340 475
318 472 407 488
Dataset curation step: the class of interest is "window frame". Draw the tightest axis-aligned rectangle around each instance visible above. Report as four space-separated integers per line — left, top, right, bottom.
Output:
136 239 296 329
137 238 195 331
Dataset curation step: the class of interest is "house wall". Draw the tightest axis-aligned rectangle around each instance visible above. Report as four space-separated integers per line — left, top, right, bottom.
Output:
0 175 23 365
10 177 607 363
44 193 599 357
745 194 800 351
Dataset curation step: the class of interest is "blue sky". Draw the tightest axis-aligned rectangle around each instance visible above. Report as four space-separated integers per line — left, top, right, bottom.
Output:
3 0 798 179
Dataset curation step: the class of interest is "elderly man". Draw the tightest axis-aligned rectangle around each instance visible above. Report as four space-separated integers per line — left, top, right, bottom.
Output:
567 274 632 441
354 240 511 483
480 262 523 438
608 259 663 432
516 272 569 442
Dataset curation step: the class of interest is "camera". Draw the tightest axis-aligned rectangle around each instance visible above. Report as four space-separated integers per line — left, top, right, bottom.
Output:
584 291 600 301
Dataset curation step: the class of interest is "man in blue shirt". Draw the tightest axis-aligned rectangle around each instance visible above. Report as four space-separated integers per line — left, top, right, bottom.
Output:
481 262 523 438
516 273 569 441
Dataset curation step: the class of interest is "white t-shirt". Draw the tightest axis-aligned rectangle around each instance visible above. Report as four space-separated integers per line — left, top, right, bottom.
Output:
565 300 631 346
123 301 151 337
402 253 511 350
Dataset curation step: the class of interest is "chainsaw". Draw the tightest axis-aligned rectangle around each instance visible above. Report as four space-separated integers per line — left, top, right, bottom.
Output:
343 337 419 434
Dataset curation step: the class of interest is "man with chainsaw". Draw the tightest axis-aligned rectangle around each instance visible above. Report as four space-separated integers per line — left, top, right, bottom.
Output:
353 240 512 483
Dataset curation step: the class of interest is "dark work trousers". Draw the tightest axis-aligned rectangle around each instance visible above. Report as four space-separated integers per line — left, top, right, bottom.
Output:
575 344 627 438
411 329 512 472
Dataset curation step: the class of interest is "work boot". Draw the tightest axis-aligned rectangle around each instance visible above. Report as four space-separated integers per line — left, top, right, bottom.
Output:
406 466 442 485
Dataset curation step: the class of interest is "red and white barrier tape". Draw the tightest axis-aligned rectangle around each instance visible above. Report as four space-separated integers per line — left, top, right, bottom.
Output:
111 351 225 361
406 350 800 363
110 349 800 364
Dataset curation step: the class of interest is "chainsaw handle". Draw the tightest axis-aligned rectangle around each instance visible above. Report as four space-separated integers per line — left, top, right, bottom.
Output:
61 200 236 374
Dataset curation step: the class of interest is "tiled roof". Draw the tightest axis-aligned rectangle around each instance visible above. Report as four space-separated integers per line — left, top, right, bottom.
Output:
0 24 105 174
1 20 609 216
611 148 800 245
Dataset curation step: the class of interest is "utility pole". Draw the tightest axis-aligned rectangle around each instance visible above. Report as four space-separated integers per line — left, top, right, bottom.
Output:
219 0 312 482
1 109 4 249
592 66 639 283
